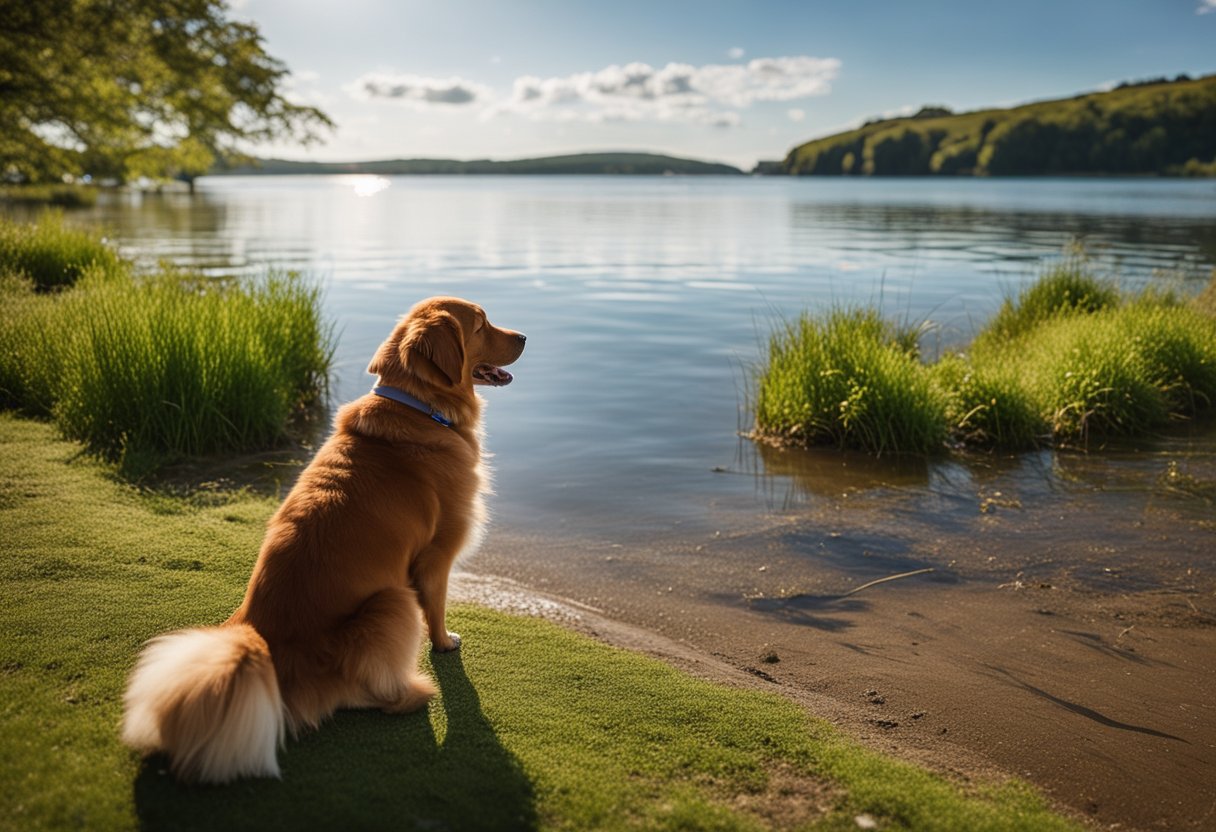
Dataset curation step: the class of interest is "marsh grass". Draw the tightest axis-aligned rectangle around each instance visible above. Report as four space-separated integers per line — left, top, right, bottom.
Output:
754 308 946 454
0 212 126 290
755 260 1216 453
0 216 334 476
972 257 1120 351
0 183 99 208
930 355 1045 449
1012 301 1216 442
1193 269 1216 318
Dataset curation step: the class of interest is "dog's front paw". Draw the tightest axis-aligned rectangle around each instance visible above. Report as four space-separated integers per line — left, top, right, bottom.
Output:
432 632 461 653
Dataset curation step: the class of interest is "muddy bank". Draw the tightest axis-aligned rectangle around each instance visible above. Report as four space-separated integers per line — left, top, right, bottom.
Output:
463 519 1216 831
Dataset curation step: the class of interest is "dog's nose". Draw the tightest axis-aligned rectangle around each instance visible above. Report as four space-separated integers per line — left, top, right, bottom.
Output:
516 333 527 344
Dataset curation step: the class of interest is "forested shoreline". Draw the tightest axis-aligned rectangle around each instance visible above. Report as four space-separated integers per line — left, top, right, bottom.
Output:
781 75 1216 177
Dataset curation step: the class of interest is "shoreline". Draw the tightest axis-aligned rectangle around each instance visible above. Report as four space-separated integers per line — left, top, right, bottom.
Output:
463 529 1216 832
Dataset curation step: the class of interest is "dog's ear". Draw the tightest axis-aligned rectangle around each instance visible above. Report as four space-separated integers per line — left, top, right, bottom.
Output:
398 311 466 387
367 319 405 378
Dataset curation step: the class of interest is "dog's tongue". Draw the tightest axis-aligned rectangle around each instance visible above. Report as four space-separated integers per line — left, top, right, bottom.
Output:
473 364 513 386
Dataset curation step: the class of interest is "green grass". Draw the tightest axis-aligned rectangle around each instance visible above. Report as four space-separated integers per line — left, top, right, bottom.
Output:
930 354 1045 450
1006 300 1216 442
0 414 1080 832
0 216 333 477
754 263 1216 453
753 308 946 455
0 212 125 291
972 259 1121 351
1194 269 1216 319
0 184 99 209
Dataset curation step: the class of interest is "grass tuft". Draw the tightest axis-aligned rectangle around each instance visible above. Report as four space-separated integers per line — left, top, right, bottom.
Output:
1193 269 1216 319
931 355 1044 449
0 183 100 208
0 216 333 476
974 257 1120 351
1021 301 1216 442
755 257 1216 453
0 212 126 291
754 308 946 455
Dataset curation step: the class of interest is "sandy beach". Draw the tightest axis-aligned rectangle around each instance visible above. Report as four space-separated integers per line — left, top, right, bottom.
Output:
460 498 1216 831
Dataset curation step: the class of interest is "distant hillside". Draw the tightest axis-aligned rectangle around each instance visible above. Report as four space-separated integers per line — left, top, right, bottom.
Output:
212 152 743 177
781 74 1216 177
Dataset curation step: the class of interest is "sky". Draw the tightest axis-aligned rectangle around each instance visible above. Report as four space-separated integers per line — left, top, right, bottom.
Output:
238 0 1216 170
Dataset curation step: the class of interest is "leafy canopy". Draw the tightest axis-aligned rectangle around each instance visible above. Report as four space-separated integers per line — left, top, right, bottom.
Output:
0 0 332 183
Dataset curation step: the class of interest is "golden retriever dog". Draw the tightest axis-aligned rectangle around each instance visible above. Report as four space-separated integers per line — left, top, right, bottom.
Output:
121 297 525 783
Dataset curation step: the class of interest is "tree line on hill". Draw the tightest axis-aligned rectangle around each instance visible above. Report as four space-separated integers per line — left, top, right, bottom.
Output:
779 75 1216 177
212 153 743 177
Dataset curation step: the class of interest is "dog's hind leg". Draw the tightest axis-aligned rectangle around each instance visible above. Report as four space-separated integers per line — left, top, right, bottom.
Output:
334 587 436 714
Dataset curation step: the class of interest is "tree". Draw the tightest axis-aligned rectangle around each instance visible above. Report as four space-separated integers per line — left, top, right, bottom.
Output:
0 0 332 186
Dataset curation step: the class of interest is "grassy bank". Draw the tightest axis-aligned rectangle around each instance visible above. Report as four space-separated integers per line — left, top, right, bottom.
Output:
0 184 99 209
0 216 332 476
0 213 125 291
0 414 1080 831
754 264 1216 453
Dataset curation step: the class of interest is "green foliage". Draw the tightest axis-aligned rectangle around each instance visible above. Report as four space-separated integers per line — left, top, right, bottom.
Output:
0 414 1081 831
0 212 127 290
0 0 332 184
1194 270 1216 318
0 183 98 207
974 258 1121 349
1018 302 1216 442
754 309 947 455
931 355 1044 449
784 75 1216 176
0 218 332 476
755 261 1216 452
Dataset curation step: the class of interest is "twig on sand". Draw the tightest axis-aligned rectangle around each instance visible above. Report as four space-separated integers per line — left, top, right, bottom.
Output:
838 568 935 598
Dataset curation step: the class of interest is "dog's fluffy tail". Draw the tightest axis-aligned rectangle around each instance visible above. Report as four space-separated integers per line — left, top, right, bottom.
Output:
121 624 284 784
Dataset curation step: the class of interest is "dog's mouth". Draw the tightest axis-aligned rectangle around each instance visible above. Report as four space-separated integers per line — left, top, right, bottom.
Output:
472 363 513 386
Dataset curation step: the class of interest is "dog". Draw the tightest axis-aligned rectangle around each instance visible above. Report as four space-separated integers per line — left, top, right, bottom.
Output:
121 296 525 783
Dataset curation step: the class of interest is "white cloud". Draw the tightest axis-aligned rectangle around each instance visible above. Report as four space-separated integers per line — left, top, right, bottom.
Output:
787 108 805 122
347 72 493 107
1198 0 1216 13
727 46 745 59
488 55 839 127
282 70 332 108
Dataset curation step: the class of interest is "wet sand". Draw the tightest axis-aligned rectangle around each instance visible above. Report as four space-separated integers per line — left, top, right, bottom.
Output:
462 443 1216 831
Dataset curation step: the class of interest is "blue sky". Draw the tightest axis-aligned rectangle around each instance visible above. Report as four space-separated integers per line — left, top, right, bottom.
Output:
240 0 1216 169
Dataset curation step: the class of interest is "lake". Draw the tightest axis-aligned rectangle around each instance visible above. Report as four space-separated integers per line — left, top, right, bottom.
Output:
37 175 1216 588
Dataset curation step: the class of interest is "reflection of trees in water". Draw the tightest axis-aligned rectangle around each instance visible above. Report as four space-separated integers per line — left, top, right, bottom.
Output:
789 201 1215 280
87 190 237 273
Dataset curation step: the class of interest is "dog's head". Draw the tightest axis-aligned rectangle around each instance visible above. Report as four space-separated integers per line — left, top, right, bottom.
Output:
368 297 526 423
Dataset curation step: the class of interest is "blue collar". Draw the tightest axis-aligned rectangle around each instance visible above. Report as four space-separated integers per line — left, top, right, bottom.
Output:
372 385 453 428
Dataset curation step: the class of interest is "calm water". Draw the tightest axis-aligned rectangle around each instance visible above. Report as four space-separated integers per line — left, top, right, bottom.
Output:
31 176 1216 585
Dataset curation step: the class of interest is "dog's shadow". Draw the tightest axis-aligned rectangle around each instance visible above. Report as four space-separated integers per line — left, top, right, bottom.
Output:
133 652 536 831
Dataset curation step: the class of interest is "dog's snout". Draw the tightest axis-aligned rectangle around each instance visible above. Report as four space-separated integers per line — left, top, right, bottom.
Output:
516 333 527 344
